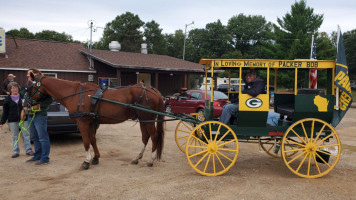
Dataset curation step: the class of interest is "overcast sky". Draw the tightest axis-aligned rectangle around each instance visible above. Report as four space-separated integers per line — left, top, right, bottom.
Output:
1 0 355 42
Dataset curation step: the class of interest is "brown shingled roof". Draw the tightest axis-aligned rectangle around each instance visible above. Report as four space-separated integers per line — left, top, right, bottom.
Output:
0 38 90 71
80 49 204 72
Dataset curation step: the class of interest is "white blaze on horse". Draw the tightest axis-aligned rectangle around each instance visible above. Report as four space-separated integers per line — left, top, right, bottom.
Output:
25 73 165 170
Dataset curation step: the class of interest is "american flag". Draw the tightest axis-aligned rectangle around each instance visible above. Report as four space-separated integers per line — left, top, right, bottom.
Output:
310 35 317 88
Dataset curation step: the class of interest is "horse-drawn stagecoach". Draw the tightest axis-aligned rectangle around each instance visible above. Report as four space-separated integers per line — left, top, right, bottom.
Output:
25 38 351 178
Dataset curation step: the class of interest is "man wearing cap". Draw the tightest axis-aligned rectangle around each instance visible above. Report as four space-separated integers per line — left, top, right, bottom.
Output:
2 74 16 95
219 69 265 124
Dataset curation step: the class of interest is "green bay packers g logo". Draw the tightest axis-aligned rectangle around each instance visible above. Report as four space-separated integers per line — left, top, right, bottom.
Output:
246 98 262 108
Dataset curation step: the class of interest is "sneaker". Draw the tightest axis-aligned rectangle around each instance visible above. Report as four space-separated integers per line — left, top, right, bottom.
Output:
11 154 19 158
26 151 34 156
35 161 49 165
26 157 39 162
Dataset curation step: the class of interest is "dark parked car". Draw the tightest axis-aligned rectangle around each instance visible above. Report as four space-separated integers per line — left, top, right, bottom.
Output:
217 84 240 94
165 90 229 118
47 101 79 134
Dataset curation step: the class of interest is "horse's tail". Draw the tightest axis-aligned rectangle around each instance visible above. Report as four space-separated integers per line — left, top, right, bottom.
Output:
156 95 165 160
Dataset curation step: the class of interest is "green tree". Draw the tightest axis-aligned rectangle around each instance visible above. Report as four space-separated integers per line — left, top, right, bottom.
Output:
227 13 274 58
143 20 166 55
164 30 184 59
188 20 231 61
97 12 144 52
274 0 324 59
6 28 35 39
343 29 356 80
35 30 74 42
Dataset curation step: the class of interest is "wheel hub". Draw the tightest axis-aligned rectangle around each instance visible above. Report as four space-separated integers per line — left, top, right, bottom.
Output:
207 143 218 153
305 143 317 155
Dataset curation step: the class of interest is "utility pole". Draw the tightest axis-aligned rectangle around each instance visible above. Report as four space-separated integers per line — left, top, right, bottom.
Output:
88 20 94 69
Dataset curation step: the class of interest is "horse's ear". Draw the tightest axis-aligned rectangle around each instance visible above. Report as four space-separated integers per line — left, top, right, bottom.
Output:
30 72 35 81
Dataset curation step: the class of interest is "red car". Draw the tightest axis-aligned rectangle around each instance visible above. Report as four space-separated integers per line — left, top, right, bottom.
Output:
165 90 229 118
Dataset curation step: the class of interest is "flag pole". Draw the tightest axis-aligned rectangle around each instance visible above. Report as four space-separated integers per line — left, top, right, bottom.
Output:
335 25 340 110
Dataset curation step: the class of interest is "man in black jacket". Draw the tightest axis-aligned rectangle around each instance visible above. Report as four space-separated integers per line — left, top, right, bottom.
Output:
219 69 265 124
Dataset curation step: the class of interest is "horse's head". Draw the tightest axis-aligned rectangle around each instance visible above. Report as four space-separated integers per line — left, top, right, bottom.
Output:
24 72 45 106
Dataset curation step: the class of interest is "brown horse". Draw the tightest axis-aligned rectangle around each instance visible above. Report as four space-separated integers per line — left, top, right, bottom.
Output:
26 74 165 170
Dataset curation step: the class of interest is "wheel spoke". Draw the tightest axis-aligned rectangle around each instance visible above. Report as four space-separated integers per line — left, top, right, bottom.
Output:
296 152 308 173
217 130 232 144
286 139 305 147
313 155 322 174
217 151 233 162
290 129 307 145
203 154 212 173
214 124 222 142
315 132 336 146
218 148 238 152
300 122 310 143
287 152 305 165
307 155 312 176
181 122 193 130
189 145 208 149
313 124 326 143
310 119 315 141
212 154 216 174
177 135 189 140
188 150 208 158
317 143 340 149
217 139 236 147
284 148 305 153
267 143 275 152
315 151 332 168
193 151 209 167
199 127 210 143
191 134 208 146
215 153 226 170
316 149 338 158
209 123 213 143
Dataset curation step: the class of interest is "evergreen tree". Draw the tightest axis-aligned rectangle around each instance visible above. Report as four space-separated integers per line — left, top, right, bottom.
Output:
97 12 144 52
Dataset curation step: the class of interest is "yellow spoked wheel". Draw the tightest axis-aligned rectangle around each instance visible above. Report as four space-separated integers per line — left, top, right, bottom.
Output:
259 137 299 158
281 118 341 178
175 113 205 154
186 121 239 176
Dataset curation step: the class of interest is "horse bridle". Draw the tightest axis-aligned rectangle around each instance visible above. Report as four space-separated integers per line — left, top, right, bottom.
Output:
24 76 45 106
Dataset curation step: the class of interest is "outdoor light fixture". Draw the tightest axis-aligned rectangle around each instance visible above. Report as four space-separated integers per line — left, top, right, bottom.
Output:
183 21 194 60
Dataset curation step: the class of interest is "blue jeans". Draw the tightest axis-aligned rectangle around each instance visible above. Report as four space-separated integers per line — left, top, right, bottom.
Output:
219 104 280 126
28 115 50 163
8 121 32 154
219 104 239 124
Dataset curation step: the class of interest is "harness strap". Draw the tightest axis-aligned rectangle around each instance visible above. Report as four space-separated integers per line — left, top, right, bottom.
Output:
76 83 86 113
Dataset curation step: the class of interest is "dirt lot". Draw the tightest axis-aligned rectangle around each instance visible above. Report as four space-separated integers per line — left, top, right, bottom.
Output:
0 108 355 200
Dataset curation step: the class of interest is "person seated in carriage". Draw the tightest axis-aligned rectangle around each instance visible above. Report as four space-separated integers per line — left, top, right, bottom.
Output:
219 69 280 126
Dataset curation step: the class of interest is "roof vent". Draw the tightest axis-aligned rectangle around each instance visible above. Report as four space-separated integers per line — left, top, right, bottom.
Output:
109 41 121 51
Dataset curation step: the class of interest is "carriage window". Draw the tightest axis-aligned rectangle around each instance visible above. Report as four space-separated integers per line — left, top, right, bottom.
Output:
190 92 202 100
43 73 57 78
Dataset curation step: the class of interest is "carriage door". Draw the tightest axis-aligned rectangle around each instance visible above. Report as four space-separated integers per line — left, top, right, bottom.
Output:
238 93 269 126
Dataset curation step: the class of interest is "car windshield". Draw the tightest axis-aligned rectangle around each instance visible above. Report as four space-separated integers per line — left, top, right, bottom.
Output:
207 91 228 100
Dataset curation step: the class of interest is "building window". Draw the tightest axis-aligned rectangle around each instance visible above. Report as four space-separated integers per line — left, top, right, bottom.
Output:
43 73 57 78
98 77 117 88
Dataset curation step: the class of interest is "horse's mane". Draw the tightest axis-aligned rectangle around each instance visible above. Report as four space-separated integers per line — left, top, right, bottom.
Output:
43 76 99 88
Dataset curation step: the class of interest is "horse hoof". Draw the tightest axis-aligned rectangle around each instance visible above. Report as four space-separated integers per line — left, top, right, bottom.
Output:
92 158 99 165
146 162 153 167
80 161 90 170
131 159 138 165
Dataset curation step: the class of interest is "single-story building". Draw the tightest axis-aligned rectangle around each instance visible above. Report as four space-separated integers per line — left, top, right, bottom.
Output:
0 37 212 97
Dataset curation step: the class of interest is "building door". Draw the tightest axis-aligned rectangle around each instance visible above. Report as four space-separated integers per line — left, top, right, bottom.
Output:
137 73 151 86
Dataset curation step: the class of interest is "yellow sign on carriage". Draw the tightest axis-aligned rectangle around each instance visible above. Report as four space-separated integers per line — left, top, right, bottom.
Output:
200 59 335 69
